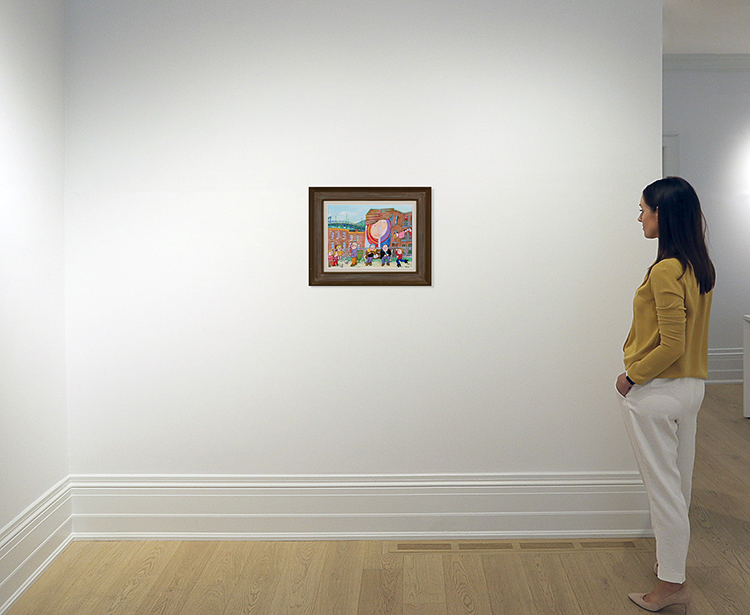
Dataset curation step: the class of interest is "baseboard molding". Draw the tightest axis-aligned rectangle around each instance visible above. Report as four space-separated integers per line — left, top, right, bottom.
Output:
663 54 750 71
0 479 73 615
707 348 743 384
69 472 651 541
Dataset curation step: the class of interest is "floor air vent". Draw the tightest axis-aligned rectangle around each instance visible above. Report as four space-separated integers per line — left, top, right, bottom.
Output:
391 538 651 554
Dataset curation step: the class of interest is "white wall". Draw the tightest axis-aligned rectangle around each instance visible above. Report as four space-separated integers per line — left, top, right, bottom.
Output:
0 0 70 608
0 0 68 532
664 55 750 382
63 0 662 534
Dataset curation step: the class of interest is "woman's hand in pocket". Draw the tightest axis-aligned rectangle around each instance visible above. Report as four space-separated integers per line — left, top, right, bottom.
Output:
616 372 633 397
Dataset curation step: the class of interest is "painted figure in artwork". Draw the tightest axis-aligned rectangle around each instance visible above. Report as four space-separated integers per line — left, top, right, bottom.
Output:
380 245 391 266
328 249 334 267
395 248 405 267
365 244 376 266
350 242 358 267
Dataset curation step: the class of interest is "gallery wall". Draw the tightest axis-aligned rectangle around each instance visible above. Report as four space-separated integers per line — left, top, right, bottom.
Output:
62 0 662 534
0 1 71 607
0 0 68 532
663 55 750 382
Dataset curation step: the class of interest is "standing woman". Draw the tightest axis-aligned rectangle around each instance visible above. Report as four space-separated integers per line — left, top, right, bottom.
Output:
616 177 715 613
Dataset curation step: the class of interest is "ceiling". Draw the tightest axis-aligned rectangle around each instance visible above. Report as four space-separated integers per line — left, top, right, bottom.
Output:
663 0 750 54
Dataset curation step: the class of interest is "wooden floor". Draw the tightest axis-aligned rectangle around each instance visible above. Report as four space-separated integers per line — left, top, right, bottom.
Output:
7 384 750 615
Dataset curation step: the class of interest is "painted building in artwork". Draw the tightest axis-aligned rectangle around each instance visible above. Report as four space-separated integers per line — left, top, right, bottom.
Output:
365 208 413 256
327 223 365 258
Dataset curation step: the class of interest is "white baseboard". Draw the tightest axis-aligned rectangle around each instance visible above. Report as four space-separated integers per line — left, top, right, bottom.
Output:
0 479 73 615
69 473 651 541
663 54 750 71
707 348 743 384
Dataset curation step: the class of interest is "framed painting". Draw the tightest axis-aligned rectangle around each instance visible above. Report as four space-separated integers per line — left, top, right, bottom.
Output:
309 187 431 286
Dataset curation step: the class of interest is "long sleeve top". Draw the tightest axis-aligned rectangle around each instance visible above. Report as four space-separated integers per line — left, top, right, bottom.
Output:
623 258 712 384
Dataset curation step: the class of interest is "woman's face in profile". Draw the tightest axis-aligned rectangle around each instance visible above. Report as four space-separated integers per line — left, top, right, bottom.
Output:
638 196 659 239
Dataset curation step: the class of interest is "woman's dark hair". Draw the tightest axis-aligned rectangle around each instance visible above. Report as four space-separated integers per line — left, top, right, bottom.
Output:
642 176 715 294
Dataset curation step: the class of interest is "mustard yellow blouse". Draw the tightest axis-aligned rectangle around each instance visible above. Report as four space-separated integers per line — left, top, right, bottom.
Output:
623 258 712 385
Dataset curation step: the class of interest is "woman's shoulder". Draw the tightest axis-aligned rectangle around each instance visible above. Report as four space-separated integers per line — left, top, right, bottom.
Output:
651 258 683 277
649 258 698 291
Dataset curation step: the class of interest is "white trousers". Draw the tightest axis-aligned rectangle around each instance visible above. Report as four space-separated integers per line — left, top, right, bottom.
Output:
621 377 705 584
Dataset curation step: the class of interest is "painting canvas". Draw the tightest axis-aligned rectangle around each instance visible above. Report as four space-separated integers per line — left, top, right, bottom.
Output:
309 187 431 286
325 201 415 272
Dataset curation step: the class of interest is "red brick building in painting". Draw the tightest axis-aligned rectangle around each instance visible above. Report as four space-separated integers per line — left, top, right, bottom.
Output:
327 225 365 255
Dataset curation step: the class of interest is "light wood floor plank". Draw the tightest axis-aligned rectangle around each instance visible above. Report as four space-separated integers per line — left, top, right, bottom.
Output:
482 554 536 615
688 564 750 615
403 553 446 614
312 541 366 615
690 492 750 577
223 541 285 615
402 605 446 615
52 541 143 615
703 384 746 440
75 541 151 614
94 541 181 615
695 416 750 490
133 541 218 615
562 552 632 614
357 568 403 615
364 541 402 571
520 553 584 615
177 540 251 615
267 541 327 615
693 441 750 499
441 554 492 615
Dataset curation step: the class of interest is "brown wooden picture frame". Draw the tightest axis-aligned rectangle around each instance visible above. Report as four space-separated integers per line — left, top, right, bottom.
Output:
309 187 432 286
